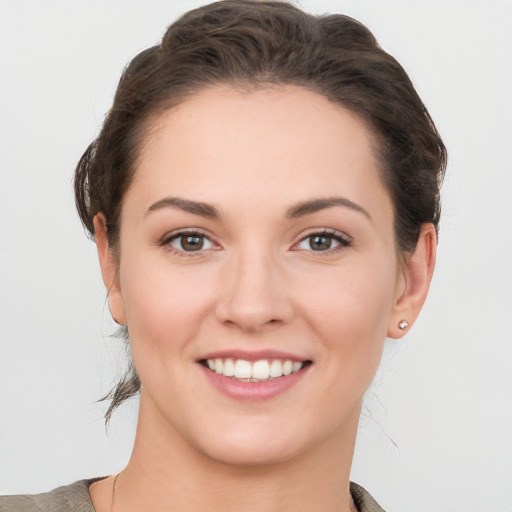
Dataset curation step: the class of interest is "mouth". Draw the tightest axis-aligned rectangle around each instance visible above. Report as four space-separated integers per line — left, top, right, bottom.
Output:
199 357 313 382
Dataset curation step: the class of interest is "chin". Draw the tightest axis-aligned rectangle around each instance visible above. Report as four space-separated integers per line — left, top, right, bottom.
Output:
194 421 307 468
204 440 299 468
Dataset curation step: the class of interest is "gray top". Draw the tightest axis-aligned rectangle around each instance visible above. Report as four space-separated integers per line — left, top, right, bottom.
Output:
0 479 386 512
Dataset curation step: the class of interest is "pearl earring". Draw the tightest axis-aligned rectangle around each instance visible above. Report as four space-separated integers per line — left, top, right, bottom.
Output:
398 319 409 330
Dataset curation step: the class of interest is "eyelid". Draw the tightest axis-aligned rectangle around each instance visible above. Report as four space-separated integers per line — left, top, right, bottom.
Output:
158 227 350 255
292 228 352 252
298 227 351 242
160 228 220 254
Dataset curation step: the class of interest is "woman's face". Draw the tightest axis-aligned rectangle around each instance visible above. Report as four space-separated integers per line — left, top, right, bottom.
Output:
103 85 410 466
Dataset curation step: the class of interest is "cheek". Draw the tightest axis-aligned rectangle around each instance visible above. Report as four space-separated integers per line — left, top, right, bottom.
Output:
296 256 398 378
118 254 216 360
300 255 397 333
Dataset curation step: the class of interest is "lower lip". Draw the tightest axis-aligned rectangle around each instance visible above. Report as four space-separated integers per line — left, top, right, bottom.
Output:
200 364 311 401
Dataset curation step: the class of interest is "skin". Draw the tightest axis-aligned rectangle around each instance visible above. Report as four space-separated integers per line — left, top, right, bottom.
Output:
89 85 436 512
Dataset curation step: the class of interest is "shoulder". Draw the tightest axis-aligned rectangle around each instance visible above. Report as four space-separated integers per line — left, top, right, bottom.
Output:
350 482 387 512
1 479 384 512
0 478 105 512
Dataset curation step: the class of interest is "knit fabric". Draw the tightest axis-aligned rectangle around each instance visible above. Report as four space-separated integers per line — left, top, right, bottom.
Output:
0 479 102 512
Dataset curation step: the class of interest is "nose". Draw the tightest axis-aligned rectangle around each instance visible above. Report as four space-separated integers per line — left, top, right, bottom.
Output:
215 248 294 333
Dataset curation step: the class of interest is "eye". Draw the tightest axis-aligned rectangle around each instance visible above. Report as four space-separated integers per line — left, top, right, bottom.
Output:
295 230 350 252
166 231 215 253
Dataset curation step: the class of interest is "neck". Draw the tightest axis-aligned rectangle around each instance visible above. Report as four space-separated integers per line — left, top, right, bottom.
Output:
114 393 360 512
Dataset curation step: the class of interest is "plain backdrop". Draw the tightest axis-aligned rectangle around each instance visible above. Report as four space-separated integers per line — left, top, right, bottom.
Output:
1 1 511 511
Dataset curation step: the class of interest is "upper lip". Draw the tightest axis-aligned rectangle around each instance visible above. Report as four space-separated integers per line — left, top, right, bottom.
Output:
198 349 311 363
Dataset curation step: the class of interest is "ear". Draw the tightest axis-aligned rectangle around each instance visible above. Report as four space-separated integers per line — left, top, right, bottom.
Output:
388 223 437 339
93 214 127 325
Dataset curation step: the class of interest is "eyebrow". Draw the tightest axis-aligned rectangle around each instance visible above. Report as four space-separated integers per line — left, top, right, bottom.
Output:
145 195 370 221
285 197 371 220
145 197 221 219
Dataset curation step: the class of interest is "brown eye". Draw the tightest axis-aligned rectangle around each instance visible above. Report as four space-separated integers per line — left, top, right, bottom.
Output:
309 235 332 251
167 232 214 252
180 235 204 251
296 231 350 253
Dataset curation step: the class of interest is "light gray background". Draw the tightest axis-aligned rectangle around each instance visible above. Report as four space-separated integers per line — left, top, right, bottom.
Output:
1 1 511 511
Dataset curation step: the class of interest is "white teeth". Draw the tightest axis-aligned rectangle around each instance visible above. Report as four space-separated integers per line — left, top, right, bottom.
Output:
251 360 270 379
223 358 235 377
205 358 305 380
282 360 293 375
269 360 283 377
234 359 252 379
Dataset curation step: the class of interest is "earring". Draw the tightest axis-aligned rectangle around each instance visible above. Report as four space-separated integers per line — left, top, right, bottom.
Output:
398 319 409 330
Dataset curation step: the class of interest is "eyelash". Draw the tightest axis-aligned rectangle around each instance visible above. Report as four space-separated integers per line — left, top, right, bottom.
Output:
161 230 217 257
160 228 351 257
294 229 351 255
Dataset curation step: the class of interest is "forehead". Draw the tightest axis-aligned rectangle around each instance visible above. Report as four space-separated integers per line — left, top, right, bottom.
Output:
127 85 391 220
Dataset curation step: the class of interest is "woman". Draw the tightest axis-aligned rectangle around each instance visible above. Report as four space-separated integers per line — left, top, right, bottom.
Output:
1 1 445 511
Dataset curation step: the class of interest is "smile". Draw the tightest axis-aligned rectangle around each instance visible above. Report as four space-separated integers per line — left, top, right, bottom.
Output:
202 358 310 381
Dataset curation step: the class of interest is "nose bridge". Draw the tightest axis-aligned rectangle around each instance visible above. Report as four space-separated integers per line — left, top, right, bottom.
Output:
216 241 292 331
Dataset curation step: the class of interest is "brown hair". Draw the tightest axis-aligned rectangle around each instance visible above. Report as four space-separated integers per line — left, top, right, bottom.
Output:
74 0 447 422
